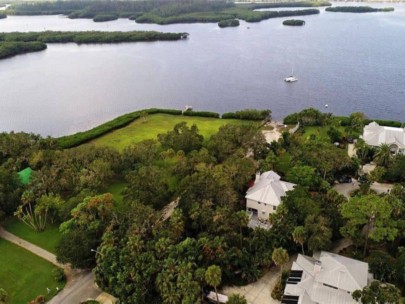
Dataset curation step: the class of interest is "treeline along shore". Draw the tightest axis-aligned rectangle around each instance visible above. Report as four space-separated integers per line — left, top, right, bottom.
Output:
325 6 394 13
4 0 330 24
0 31 188 60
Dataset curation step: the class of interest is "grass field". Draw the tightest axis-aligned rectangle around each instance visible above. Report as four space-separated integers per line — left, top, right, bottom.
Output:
3 218 62 254
106 181 126 205
87 114 255 151
0 239 64 304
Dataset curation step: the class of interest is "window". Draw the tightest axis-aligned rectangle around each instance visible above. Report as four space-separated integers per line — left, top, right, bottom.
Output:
273 206 277 210
257 201 261 205
261 211 266 215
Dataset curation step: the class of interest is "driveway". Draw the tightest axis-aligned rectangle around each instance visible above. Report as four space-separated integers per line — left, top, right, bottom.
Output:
222 256 295 304
333 179 393 199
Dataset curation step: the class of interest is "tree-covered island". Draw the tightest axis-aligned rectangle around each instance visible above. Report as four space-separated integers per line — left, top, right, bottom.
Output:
326 6 394 13
0 31 188 60
4 0 330 24
283 19 305 26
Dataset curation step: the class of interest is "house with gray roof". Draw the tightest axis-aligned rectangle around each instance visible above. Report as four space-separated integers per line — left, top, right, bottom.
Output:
362 122 405 154
282 252 371 304
245 170 295 228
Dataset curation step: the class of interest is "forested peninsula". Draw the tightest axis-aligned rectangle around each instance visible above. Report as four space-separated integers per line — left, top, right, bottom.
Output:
5 0 330 24
0 31 188 60
325 6 394 13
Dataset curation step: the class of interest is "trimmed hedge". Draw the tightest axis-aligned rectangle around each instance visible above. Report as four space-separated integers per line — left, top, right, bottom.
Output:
222 109 271 121
183 111 220 118
366 119 403 128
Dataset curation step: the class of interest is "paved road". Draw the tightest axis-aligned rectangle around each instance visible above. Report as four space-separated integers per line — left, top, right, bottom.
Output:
48 270 101 304
0 227 102 303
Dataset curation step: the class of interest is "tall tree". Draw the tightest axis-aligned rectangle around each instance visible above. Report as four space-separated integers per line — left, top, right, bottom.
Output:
340 194 397 257
304 215 332 253
205 265 222 304
272 247 289 278
292 226 306 254
374 144 392 167
352 280 401 304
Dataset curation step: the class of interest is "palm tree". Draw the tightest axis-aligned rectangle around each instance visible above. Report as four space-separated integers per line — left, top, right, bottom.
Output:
272 247 289 278
374 144 392 167
292 226 306 254
205 265 222 304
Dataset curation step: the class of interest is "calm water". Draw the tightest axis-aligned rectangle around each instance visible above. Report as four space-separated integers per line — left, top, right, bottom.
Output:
1 2 405 136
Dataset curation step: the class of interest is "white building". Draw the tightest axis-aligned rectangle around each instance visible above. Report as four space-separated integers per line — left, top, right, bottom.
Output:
282 252 371 304
245 171 295 224
362 122 405 154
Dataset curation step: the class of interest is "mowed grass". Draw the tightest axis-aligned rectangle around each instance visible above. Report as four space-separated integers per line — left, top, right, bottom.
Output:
87 114 254 151
3 218 62 254
0 239 64 304
106 181 126 205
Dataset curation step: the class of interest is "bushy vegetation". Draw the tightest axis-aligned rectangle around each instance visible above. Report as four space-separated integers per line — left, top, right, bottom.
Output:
0 31 187 60
218 19 240 28
283 19 305 26
222 109 271 121
92 14 118 22
245 1 330 9
6 0 322 25
0 12 6 19
0 31 187 44
325 6 394 13
0 41 46 60
183 111 220 118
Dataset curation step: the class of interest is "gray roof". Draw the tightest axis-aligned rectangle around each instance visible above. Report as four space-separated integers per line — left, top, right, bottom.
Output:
284 252 369 304
245 171 295 206
362 122 405 148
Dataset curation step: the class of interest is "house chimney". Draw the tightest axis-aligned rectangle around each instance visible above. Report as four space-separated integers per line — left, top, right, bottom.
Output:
255 172 261 182
314 260 322 274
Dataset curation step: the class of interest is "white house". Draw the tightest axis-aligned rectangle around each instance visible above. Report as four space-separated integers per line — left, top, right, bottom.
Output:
282 252 371 304
362 122 405 154
245 171 295 223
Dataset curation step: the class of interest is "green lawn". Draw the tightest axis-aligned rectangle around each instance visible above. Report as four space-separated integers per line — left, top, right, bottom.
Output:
0 239 64 304
106 181 126 205
3 218 62 254
87 114 254 151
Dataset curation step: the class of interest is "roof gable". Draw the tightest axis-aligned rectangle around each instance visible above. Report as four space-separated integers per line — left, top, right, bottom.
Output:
245 170 295 206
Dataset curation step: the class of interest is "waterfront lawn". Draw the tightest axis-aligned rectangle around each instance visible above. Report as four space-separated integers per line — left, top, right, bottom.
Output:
3 218 62 254
0 239 64 304
300 125 346 142
87 114 255 151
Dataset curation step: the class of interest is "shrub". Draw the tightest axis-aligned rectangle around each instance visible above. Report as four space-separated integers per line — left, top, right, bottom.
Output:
283 113 299 124
218 19 240 28
0 13 6 19
52 267 66 283
93 14 118 22
223 109 271 121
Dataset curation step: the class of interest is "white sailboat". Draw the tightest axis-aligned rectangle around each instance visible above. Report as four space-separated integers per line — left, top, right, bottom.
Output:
284 68 298 83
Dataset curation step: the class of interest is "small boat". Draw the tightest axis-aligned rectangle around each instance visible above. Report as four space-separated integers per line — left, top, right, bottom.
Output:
284 68 298 83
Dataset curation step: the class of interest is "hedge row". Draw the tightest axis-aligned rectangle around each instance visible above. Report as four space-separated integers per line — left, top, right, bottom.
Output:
183 111 220 118
222 109 271 121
